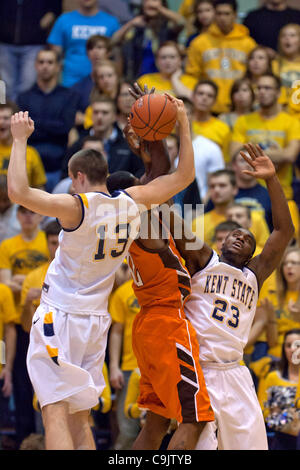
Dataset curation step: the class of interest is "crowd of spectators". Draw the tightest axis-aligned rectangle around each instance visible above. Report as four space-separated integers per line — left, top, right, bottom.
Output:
0 0 300 451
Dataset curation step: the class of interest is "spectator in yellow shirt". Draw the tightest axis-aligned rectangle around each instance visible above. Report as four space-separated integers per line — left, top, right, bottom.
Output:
219 77 255 130
191 80 231 162
108 279 141 450
0 284 18 431
137 41 198 101
272 24 300 110
266 246 300 359
230 73 300 201
0 102 46 189
257 328 300 450
243 45 291 111
185 0 256 114
0 206 49 447
0 206 49 318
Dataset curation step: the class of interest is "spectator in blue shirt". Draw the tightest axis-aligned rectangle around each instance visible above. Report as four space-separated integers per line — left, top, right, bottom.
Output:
0 0 62 101
17 47 79 192
47 0 120 87
111 0 185 81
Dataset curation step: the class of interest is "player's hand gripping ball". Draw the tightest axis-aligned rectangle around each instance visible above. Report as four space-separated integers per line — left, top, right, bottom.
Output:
129 93 177 141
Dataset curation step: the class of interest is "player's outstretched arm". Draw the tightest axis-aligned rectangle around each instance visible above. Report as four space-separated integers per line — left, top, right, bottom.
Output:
126 95 195 209
244 144 294 286
7 112 81 228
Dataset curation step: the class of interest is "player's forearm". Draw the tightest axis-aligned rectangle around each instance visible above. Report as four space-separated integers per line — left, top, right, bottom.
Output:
21 302 35 333
266 175 294 238
159 6 185 27
266 321 278 348
176 115 195 185
171 76 193 100
3 323 16 372
268 147 298 164
140 140 171 184
246 318 266 348
108 328 123 371
7 138 31 205
111 20 135 45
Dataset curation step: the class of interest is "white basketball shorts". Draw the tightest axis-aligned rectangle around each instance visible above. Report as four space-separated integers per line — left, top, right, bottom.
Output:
27 302 111 414
196 362 268 450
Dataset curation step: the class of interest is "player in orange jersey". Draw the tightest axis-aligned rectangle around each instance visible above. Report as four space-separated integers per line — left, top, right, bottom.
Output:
107 90 214 450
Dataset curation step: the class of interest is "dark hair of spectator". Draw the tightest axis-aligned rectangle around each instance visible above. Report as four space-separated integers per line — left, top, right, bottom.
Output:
155 40 184 59
82 135 103 146
68 149 108 185
208 169 236 187
258 73 282 90
244 46 273 80
86 34 112 53
213 0 237 12
214 220 241 234
194 79 219 98
44 220 61 238
0 101 19 114
36 45 62 63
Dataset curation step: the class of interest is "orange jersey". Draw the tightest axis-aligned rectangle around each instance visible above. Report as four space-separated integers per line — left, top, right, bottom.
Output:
127 231 191 310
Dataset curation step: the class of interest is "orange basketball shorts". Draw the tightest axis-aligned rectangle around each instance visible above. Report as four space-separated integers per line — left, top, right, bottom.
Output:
132 306 214 424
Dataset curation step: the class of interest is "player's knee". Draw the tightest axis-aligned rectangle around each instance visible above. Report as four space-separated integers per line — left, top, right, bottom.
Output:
144 411 170 436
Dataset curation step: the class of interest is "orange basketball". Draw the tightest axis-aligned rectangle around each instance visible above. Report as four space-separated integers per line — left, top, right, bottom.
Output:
129 93 177 141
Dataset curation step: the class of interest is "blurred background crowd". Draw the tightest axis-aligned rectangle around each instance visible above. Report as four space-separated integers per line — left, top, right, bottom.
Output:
0 0 300 451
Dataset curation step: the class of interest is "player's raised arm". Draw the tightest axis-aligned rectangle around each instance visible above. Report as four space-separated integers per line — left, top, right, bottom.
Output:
7 112 81 228
126 95 195 209
244 144 294 286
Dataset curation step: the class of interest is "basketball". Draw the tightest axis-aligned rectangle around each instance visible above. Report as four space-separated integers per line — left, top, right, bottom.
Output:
129 93 177 141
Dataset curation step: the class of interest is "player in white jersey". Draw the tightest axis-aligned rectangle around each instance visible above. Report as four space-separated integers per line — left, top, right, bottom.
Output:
170 143 295 450
7 95 195 450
